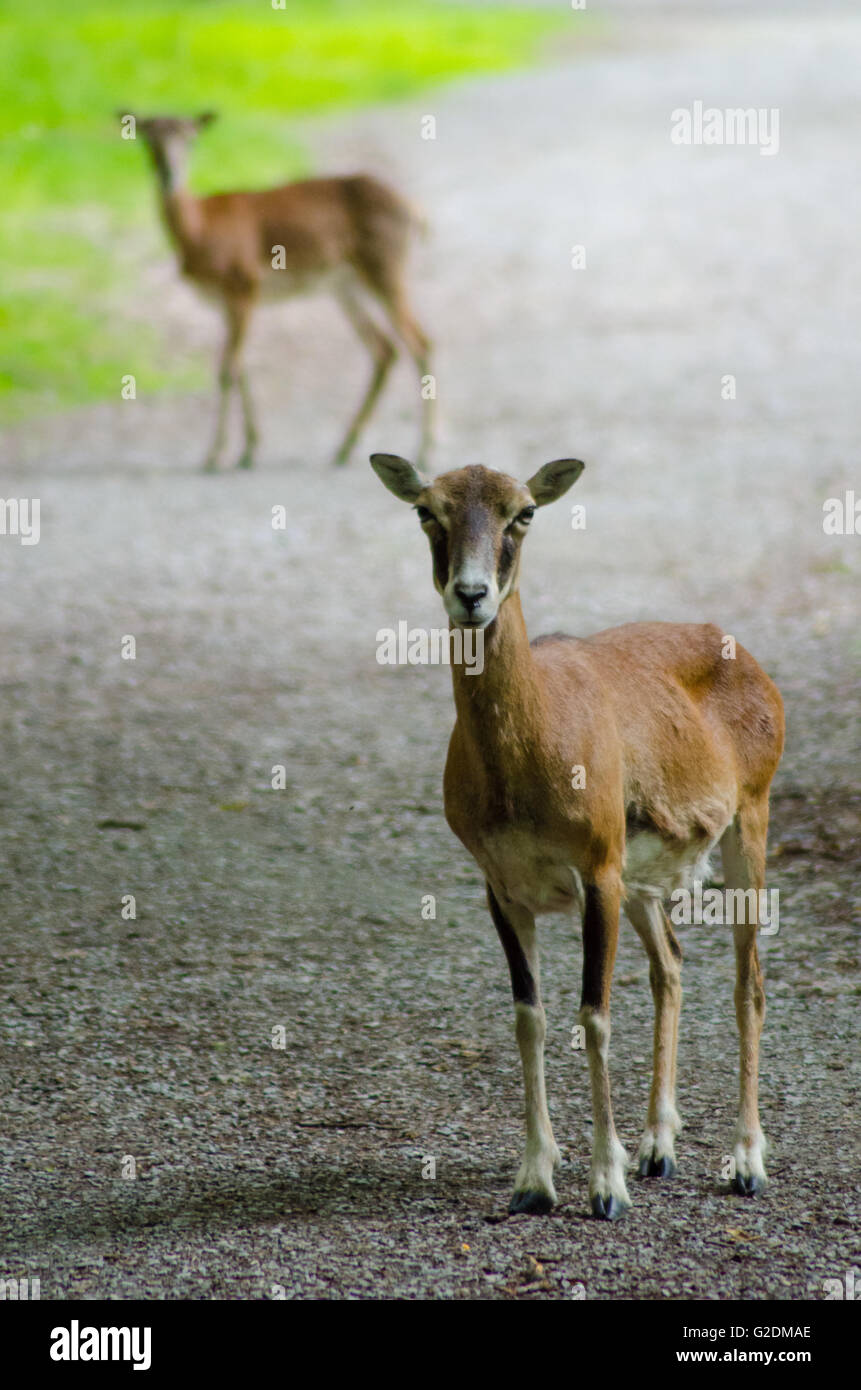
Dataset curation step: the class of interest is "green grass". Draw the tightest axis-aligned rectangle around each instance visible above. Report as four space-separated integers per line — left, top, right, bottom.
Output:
0 0 576 423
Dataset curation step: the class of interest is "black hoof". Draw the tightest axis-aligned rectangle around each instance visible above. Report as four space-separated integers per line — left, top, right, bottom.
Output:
637 1154 676 1179
508 1189 554 1215
590 1193 628 1221
732 1172 764 1197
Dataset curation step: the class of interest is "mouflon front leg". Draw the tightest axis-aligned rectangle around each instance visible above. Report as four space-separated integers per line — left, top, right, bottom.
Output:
579 871 631 1219
487 884 561 1214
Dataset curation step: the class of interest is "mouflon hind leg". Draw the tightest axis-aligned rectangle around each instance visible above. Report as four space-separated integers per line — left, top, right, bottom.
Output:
332 288 397 466
721 797 770 1196
626 895 683 1178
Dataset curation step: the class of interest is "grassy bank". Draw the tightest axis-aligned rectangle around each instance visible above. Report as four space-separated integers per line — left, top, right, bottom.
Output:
0 0 577 422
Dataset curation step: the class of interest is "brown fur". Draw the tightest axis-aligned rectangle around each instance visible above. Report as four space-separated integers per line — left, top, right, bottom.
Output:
132 115 432 469
372 455 785 1215
445 604 784 881
415 466 785 889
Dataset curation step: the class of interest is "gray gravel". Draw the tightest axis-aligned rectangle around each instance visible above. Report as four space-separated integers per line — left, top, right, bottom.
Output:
1 5 859 1299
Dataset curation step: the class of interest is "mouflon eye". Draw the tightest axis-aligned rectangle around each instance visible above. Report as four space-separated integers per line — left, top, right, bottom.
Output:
509 506 535 529
415 505 434 524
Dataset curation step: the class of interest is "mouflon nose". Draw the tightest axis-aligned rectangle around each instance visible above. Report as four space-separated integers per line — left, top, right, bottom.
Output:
454 584 488 613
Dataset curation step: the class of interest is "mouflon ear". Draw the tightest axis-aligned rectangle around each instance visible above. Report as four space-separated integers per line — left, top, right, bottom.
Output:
370 453 431 503
525 458 585 506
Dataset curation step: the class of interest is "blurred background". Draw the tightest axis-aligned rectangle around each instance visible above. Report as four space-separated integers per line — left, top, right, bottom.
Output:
0 0 574 422
0 0 858 1301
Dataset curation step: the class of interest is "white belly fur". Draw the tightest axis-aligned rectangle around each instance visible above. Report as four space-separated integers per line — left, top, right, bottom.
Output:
622 828 723 900
478 829 585 916
257 263 356 302
479 823 728 917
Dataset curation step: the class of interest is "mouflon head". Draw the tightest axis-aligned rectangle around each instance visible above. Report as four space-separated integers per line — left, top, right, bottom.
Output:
370 454 584 629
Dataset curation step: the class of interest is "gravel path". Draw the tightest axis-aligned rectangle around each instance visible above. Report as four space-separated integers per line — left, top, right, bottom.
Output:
1 4 858 1299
